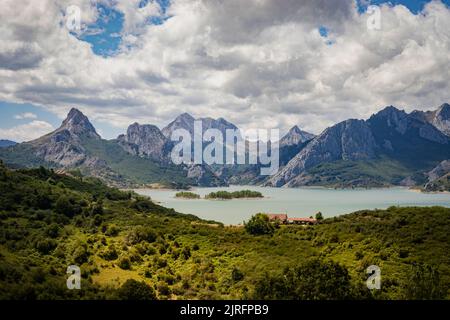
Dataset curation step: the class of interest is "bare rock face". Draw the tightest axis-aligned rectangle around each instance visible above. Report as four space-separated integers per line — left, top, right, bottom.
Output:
427 159 450 182
184 163 225 187
371 106 449 145
265 119 376 187
35 130 87 167
375 106 409 135
59 108 100 139
30 108 100 167
118 123 169 161
162 113 238 139
162 113 196 138
280 126 315 147
433 103 450 136
411 103 450 137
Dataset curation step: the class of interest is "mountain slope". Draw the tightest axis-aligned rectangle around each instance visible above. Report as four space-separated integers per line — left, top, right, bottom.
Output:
0 140 17 148
265 105 450 188
411 103 450 136
266 119 377 187
117 122 171 162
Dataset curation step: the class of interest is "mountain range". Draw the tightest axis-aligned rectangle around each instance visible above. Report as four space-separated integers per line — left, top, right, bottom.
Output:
0 103 449 190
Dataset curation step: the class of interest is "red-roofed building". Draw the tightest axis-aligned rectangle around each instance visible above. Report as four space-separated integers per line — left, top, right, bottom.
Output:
265 213 288 223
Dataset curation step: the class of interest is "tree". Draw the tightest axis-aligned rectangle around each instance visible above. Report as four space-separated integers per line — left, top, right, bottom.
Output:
315 212 324 221
231 267 244 282
244 214 275 235
117 279 157 300
404 263 445 300
55 196 82 217
253 258 354 300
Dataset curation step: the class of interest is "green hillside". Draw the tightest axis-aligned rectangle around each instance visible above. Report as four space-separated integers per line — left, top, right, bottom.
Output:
0 161 449 300
81 138 193 188
302 157 422 188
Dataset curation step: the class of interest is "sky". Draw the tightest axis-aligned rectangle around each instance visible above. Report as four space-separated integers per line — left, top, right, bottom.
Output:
0 0 449 142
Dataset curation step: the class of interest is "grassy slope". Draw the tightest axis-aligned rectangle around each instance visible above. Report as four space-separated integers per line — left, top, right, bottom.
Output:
0 163 449 299
302 156 418 188
79 138 194 188
0 143 55 169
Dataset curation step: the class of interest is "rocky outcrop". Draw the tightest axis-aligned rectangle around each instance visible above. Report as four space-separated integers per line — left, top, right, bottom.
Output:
162 113 238 139
184 163 226 187
369 106 449 147
412 103 450 137
427 160 450 182
117 122 170 161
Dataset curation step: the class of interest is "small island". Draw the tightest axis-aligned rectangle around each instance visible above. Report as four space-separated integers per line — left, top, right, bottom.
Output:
175 191 201 199
205 190 264 200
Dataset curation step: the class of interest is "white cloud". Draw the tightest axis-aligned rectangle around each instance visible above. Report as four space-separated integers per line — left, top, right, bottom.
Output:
0 0 449 137
14 112 38 120
0 120 54 142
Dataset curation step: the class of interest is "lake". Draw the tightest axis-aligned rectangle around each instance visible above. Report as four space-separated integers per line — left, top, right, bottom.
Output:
134 186 450 225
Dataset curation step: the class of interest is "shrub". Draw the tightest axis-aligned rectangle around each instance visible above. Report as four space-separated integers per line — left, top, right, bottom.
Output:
244 214 274 235
35 239 57 255
253 258 354 300
126 227 157 245
55 196 82 217
117 279 156 300
181 246 191 260
157 282 172 296
231 267 244 282
101 245 118 261
45 223 61 238
118 256 131 270
72 244 90 264
105 224 120 236
403 264 445 300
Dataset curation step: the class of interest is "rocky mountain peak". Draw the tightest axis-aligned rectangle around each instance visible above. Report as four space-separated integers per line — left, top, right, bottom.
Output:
370 106 409 134
280 125 315 147
118 122 168 161
60 108 100 139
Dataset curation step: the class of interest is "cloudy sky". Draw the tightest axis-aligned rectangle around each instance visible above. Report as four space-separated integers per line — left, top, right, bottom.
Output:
0 0 449 142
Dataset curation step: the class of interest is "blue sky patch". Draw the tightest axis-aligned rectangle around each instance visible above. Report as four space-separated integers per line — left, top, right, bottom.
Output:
76 0 172 57
357 0 450 14
76 3 124 57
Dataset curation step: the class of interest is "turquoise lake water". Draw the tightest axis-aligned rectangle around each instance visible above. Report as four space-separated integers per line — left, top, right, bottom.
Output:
135 186 450 225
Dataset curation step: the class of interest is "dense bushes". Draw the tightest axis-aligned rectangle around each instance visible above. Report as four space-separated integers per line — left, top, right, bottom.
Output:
117 279 156 300
253 259 355 300
244 214 274 235
126 226 157 245
404 264 446 300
